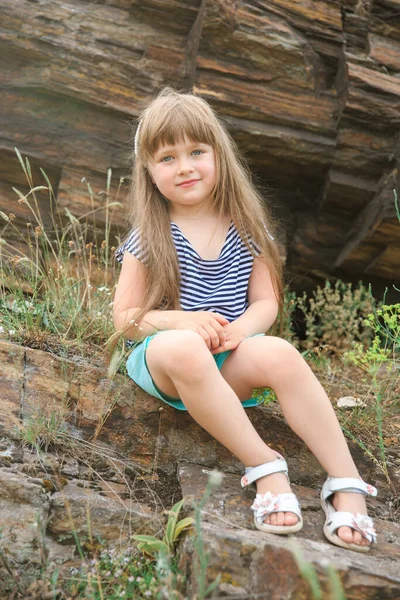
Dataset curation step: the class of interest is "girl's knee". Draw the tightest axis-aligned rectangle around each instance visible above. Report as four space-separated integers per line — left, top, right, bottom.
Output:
148 329 213 379
267 336 299 357
253 336 303 374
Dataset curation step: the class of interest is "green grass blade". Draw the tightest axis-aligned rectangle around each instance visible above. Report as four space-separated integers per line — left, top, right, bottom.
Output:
25 156 32 181
204 574 221 596
131 534 159 543
106 168 112 196
326 563 346 600
39 168 54 193
394 189 400 221
164 498 185 546
12 186 25 200
14 148 28 178
173 517 194 541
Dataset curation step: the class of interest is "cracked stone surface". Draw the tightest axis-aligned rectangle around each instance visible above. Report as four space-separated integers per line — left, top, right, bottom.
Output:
0 464 165 573
0 339 399 596
0 340 396 496
178 463 400 599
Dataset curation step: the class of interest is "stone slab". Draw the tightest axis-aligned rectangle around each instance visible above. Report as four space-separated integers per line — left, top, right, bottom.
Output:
0 340 24 432
48 479 164 544
178 463 400 599
178 462 400 547
0 341 395 503
180 522 400 599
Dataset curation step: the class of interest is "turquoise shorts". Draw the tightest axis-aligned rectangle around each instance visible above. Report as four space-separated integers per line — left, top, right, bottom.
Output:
126 331 266 411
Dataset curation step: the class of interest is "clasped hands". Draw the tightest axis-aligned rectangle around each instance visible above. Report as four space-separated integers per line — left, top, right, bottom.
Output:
175 311 246 354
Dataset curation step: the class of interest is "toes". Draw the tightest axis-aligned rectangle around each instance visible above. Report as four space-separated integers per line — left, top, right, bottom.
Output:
284 512 298 526
360 536 371 547
353 531 363 545
337 527 370 547
264 512 298 527
337 526 354 544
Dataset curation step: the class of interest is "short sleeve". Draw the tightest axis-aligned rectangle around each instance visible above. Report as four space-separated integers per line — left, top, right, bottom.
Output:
115 228 147 263
250 224 274 256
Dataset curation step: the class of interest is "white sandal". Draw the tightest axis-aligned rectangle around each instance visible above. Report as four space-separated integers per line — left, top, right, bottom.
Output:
241 454 303 535
321 476 378 552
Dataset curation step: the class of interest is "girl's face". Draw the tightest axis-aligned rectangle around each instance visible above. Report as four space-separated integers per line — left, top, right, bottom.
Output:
148 135 217 217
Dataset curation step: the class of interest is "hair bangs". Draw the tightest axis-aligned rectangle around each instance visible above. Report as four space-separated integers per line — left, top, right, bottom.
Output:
140 97 218 160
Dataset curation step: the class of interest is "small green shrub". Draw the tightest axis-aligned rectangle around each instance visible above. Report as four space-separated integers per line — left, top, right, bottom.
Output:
294 280 375 354
132 499 193 558
344 304 399 482
342 191 399 481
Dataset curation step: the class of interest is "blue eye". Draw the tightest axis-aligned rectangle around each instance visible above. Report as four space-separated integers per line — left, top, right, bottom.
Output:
161 155 173 162
192 149 203 156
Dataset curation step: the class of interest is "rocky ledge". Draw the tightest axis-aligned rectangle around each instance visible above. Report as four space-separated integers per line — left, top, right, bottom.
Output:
0 339 399 597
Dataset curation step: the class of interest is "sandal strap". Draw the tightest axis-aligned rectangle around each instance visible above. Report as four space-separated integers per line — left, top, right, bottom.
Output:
322 477 378 501
251 491 302 521
241 456 288 488
325 511 377 544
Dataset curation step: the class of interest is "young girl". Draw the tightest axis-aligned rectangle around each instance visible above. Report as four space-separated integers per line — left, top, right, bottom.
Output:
114 88 377 552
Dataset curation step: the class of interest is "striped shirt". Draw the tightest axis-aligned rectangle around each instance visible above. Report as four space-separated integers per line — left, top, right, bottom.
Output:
116 221 260 322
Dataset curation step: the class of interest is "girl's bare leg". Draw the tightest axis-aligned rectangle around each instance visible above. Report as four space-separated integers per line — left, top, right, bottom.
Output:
146 330 298 528
146 331 370 546
219 335 371 547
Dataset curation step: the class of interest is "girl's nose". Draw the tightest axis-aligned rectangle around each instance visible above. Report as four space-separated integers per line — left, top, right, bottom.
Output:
177 157 194 174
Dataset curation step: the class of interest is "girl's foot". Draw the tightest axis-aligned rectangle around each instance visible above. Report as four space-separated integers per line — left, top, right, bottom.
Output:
321 476 377 552
256 472 299 527
242 455 303 535
258 474 372 547
332 491 370 547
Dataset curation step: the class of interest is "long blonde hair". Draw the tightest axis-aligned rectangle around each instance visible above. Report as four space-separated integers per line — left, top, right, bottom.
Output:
124 87 284 329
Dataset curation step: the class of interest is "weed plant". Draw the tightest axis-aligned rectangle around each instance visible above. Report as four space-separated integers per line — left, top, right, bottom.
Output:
292 279 376 354
340 193 399 483
0 149 123 362
64 546 181 599
1 538 183 599
343 299 399 482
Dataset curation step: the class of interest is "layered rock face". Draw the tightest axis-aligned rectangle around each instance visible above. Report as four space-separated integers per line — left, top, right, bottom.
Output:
0 0 399 292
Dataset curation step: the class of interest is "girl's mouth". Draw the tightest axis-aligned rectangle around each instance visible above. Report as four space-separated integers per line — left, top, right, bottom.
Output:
178 179 199 187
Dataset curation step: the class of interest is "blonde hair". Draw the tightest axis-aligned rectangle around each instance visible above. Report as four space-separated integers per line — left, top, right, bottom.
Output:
124 87 284 330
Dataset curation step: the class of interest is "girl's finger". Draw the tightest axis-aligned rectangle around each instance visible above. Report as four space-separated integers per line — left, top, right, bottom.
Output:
203 323 220 349
211 344 225 355
207 318 226 346
212 312 230 325
198 326 212 350
218 328 226 346
211 340 231 354
212 325 226 347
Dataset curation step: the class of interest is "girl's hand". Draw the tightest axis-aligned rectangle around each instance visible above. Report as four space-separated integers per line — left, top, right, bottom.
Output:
210 321 246 354
174 311 229 350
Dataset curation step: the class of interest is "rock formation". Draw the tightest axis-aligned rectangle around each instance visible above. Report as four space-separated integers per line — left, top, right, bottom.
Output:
1 339 399 596
0 1 399 294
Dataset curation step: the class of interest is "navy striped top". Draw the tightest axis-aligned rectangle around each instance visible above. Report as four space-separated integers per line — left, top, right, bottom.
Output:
116 221 260 322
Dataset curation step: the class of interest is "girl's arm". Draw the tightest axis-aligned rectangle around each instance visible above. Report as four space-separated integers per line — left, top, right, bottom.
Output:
234 256 280 335
113 252 228 346
211 257 279 354
113 251 182 340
